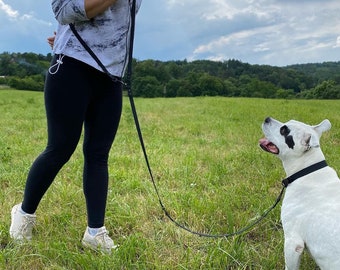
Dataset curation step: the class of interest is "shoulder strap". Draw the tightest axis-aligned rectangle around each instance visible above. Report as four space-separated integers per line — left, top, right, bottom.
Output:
69 23 120 83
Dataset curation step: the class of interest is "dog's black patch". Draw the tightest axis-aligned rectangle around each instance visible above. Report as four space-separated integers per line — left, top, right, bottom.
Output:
280 125 295 149
280 125 290 136
285 135 295 149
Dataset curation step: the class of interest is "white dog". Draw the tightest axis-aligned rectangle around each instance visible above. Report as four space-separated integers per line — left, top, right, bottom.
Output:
259 117 340 270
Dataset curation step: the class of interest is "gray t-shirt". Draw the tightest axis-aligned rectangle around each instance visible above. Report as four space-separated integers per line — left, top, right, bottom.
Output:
52 0 142 77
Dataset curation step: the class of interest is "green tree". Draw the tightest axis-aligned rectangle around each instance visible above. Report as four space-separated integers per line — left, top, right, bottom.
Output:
313 80 340 99
133 76 163 97
165 79 182 97
198 73 224 96
276 89 295 99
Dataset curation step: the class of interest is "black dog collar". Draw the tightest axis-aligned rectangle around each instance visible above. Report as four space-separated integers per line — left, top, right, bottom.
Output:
282 160 328 187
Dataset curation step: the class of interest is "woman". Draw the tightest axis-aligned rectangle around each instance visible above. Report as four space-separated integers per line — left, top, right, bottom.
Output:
10 0 142 253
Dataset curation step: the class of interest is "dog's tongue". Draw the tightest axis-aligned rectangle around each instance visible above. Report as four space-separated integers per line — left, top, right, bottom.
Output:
259 138 279 154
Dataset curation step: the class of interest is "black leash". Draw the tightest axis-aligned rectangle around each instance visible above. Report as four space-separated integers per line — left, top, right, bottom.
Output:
125 0 285 238
69 0 327 238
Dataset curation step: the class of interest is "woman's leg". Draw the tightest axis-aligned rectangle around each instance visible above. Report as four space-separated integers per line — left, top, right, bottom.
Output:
21 56 92 214
82 74 123 228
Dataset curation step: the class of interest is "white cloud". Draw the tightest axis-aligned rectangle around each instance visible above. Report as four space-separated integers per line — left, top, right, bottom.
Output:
0 0 54 53
191 24 279 59
1 0 340 65
165 0 280 21
201 0 238 20
179 0 340 65
334 37 340 48
0 0 52 27
201 0 281 21
253 43 270 53
0 0 19 19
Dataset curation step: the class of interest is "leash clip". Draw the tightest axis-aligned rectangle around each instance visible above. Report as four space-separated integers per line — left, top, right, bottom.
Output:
282 178 290 188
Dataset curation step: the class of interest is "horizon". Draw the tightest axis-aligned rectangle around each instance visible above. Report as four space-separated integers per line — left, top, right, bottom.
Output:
1 50 339 69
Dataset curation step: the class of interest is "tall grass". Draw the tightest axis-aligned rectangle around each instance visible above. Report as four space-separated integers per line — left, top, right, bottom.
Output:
1 89 339 269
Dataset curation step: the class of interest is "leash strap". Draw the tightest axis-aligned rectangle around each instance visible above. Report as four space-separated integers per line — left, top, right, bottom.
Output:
124 0 172 225
70 0 284 238
123 0 285 238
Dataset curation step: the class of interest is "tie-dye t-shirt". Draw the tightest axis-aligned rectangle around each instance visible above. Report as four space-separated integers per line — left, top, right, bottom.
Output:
52 0 142 77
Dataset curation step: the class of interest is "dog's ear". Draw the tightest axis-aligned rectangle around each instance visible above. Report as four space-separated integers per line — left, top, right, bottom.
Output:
313 119 331 136
305 120 331 149
303 133 319 149
302 133 320 151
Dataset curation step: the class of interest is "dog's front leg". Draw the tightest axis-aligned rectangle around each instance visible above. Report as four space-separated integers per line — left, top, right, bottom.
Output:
284 236 305 270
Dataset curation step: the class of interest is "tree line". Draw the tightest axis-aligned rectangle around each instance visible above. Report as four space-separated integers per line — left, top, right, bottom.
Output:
1 52 340 99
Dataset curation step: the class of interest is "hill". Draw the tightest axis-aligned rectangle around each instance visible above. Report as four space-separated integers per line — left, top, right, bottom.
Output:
0 52 339 99
287 62 340 84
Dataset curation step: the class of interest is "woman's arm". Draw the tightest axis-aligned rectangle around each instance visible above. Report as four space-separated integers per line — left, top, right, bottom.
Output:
52 0 117 25
85 0 117 19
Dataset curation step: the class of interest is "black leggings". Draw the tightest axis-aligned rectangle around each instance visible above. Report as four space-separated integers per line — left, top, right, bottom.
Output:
22 55 122 228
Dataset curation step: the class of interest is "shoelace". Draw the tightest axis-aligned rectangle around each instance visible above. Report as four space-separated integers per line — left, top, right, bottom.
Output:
97 230 111 242
20 215 36 234
48 54 65 75
96 229 118 249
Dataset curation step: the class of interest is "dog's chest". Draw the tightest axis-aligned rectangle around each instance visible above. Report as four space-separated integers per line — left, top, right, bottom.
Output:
281 173 340 230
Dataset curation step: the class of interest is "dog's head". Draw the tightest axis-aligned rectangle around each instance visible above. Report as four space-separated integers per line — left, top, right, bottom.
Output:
259 117 331 161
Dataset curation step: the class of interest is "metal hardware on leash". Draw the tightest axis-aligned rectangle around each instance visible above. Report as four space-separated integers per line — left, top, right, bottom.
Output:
71 0 285 238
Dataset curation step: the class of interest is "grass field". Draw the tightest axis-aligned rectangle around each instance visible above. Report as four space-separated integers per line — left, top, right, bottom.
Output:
0 89 339 269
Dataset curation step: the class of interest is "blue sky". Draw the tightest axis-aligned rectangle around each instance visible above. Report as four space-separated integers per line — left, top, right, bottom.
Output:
1 0 340 66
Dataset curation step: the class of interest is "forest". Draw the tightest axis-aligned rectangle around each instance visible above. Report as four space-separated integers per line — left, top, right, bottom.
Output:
0 52 340 99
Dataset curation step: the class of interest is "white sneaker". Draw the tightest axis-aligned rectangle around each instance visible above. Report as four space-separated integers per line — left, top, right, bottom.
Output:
82 226 118 254
10 203 36 240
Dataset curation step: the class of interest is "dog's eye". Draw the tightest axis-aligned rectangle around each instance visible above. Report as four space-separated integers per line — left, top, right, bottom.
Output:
280 125 290 136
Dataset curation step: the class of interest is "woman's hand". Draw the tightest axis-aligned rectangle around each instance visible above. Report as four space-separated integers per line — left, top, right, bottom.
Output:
47 31 56 49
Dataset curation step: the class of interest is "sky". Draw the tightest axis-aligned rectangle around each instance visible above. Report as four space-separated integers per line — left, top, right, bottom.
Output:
0 0 340 67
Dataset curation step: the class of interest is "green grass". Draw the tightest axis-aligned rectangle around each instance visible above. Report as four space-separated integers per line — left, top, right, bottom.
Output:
1 89 340 269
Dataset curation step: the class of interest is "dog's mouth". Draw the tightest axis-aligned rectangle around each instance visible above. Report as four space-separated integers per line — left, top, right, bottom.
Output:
259 138 279 155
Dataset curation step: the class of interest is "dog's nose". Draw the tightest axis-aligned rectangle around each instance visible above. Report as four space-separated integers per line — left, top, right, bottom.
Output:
264 117 271 123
